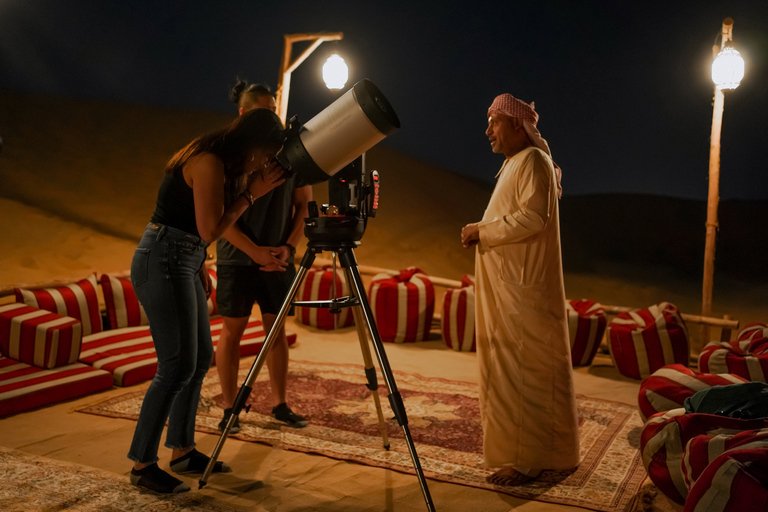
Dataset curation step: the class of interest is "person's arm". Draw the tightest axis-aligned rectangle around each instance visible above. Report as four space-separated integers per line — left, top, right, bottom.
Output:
221 223 288 271
270 184 312 262
477 151 553 248
187 153 284 243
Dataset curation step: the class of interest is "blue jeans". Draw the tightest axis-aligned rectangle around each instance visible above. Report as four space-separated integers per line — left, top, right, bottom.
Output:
127 223 212 464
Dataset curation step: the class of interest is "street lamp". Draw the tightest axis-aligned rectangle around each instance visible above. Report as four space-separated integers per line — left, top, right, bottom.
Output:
701 17 745 343
275 32 345 124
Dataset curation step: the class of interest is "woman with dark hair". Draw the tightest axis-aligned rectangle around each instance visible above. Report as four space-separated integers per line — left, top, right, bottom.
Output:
127 108 286 494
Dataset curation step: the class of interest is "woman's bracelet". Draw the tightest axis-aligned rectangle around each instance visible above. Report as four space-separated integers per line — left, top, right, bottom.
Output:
240 191 255 207
285 243 296 257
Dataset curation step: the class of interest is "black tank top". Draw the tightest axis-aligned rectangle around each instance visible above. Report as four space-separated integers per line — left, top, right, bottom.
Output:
151 167 199 237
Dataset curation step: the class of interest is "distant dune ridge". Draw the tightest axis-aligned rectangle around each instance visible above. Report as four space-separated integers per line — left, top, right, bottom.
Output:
1 90 765 334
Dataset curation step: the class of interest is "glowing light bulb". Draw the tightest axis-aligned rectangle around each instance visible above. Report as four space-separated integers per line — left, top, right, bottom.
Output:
323 54 348 90
712 46 745 90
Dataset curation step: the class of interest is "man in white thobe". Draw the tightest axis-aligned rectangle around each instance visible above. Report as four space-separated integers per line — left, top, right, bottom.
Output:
461 94 579 486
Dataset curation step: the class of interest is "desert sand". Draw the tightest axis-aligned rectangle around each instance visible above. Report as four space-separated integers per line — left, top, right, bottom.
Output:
0 90 765 511
1 90 764 339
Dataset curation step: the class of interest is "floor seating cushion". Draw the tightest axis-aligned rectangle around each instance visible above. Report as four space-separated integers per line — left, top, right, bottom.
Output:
638 363 748 421
608 302 690 380
0 303 82 369
682 427 768 493
295 266 354 330
441 275 475 352
699 323 768 382
78 317 297 386
14 274 102 336
641 408 768 504
0 355 113 417
684 446 768 512
567 299 607 367
368 267 434 343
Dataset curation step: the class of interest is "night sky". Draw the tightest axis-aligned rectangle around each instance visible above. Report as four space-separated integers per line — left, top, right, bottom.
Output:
1 0 766 200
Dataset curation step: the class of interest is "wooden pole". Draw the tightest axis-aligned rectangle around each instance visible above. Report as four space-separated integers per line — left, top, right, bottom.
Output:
274 32 343 124
701 18 734 347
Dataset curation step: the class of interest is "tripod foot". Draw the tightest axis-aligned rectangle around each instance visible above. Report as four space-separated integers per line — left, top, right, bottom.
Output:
198 480 206 490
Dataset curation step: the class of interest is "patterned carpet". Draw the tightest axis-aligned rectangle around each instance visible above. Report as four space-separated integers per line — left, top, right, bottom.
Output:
78 360 647 512
0 446 247 512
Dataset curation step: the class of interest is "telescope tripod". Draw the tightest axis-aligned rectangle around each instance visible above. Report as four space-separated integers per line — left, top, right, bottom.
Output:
200 239 436 512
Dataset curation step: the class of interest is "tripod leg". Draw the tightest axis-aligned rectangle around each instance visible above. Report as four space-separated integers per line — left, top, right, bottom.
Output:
346 271 390 450
338 247 436 512
198 249 317 489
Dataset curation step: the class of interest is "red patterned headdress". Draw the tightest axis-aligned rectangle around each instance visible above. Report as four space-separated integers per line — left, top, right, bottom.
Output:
487 93 562 198
487 93 538 126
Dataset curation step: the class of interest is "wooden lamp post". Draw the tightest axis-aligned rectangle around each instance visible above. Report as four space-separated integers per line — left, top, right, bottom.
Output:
275 32 345 124
701 17 745 343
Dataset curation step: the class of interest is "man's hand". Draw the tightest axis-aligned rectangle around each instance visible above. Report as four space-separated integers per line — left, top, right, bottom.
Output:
461 223 480 248
247 246 288 272
270 245 293 263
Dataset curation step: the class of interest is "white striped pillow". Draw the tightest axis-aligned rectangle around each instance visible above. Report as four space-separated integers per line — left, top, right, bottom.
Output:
14 274 102 336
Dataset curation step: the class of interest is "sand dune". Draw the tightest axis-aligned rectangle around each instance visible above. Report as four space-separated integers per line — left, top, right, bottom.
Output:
1 90 765 344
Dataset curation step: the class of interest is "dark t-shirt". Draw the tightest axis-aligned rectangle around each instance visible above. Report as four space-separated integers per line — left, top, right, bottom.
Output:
150 168 199 237
216 173 308 266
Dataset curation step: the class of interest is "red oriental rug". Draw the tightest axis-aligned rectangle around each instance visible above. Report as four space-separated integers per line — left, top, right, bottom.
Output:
77 360 646 512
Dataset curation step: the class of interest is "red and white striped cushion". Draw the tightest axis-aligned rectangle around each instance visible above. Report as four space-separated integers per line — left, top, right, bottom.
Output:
14 274 102 336
683 447 768 512
699 323 768 382
682 427 768 491
567 299 607 366
295 266 354 330
641 409 768 504
638 364 748 421
0 355 113 417
0 303 82 369
738 323 768 343
78 317 297 386
101 274 147 329
206 265 218 317
368 267 434 343
441 280 475 352
608 302 690 380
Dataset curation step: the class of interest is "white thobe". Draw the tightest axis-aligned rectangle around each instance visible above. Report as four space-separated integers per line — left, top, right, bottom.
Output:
475 146 579 470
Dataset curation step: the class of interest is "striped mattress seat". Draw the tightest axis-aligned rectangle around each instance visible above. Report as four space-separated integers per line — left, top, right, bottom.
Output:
567 299 607 367
684 446 768 512
638 363 748 421
441 275 476 352
0 355 113 418
699 323 768 382
368 267 435 343
78 317 297 386
0 303 83 369
608 302 690 380
641 409 768 504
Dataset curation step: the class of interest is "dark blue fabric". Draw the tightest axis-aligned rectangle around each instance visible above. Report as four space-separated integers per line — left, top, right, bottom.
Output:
127 223 212 464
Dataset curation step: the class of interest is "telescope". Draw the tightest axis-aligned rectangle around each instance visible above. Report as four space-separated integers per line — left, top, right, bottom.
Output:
276 79 398 243
202 79 436 511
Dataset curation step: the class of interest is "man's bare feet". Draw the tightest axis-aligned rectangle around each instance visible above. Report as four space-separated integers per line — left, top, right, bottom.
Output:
486 467 540 486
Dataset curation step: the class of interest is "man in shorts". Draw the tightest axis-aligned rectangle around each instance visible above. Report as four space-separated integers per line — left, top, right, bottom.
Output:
215 82 312 432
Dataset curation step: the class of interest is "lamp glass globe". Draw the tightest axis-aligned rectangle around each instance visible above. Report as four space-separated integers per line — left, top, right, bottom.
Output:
712 47 745 90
